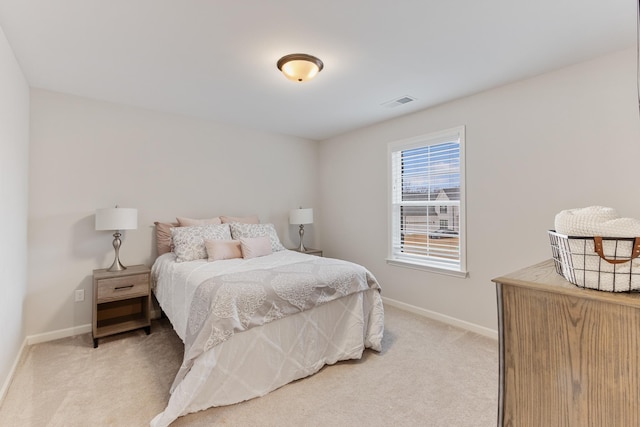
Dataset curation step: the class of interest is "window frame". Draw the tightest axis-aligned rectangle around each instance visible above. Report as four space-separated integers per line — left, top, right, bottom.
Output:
386 126 467 278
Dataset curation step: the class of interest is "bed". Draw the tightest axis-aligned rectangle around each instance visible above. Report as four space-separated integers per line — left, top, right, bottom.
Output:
149 220 384 427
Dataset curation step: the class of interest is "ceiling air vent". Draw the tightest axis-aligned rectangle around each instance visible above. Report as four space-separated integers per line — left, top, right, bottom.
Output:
381 95 417 109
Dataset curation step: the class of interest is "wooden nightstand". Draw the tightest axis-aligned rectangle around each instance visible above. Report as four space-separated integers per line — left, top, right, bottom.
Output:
295 248 323 257
92 265 151 348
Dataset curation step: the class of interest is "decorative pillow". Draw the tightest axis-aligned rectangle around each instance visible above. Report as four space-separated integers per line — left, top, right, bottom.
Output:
177 216 222 227
220 215 260 224
205 239 242 261
154 221 179 255
240 236 273 259
229 223 286 252
171 224 232 262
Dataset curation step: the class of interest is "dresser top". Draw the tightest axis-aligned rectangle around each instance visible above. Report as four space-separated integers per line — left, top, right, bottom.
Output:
493 259 640 308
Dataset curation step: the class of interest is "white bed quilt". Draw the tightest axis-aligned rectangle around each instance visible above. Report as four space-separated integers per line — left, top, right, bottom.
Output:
150 250 384 427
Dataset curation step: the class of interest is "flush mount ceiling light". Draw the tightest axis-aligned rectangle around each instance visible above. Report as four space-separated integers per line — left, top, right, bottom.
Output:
277 53 324 82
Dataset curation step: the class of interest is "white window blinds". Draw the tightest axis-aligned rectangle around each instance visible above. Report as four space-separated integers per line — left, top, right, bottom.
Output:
388 126 466 275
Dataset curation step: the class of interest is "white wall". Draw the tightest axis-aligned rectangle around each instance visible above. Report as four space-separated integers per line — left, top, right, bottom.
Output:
0 25 29 395
28 89 318 336
319 48 640 331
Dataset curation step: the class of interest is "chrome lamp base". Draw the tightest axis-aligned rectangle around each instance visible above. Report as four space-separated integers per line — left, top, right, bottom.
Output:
297 224 307 252
107 231 127 272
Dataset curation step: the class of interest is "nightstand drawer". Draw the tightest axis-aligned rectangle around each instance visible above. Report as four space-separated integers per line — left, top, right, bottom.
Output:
97 274 148 302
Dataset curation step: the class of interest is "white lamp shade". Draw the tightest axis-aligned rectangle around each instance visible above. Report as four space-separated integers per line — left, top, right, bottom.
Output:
289 208 313 225
95 208 138 231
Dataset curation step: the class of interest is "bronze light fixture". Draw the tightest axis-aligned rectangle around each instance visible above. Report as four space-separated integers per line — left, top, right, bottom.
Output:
277 53 324 82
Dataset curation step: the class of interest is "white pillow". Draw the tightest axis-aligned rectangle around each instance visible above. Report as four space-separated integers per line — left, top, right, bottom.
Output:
229 223 286 252
205 239 242 261
171 224 232 262
240 236 273 259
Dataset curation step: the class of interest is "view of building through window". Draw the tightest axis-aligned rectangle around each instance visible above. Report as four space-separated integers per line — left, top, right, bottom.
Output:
400 141 460 261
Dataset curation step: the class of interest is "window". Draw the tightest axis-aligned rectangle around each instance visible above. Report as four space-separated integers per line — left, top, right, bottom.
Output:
387 126 466 276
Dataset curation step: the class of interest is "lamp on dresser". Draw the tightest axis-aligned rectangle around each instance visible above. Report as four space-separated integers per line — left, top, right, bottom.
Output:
95 206 138 272
289 207 313 252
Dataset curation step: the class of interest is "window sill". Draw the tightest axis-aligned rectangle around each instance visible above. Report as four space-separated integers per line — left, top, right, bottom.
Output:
386 258 468 278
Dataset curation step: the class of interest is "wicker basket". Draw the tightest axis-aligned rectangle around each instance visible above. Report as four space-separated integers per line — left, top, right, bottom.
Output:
548 230 640 292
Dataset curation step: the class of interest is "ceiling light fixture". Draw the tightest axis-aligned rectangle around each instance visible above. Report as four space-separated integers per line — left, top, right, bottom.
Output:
277 53 324 82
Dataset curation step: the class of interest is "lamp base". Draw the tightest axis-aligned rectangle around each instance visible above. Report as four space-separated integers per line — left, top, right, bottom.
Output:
107 232 127 272
107 257 127 272
297 224 307 252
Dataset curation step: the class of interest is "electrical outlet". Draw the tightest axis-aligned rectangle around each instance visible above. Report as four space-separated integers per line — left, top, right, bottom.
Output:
75 289 85 302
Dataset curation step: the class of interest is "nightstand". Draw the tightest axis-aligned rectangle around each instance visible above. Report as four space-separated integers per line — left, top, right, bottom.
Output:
92 265 151 348
295 248 323 257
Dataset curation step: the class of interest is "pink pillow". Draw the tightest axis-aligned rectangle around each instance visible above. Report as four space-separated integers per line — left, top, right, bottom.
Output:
177 216 222 226
220 215 260 224
205 239 242 261
240 236 273 259
154 221 179 255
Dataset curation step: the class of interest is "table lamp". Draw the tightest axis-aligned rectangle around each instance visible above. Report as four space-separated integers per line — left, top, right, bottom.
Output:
289 208 313 252
95 206 138 271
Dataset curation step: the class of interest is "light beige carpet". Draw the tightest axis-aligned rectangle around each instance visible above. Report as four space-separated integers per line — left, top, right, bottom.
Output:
0 305 498 426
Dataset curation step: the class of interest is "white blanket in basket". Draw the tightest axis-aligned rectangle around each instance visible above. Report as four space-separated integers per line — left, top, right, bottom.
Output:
554 206 640 291
555 206 640 237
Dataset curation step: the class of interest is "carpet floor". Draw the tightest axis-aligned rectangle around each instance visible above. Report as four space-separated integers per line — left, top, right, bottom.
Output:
0 305 498 426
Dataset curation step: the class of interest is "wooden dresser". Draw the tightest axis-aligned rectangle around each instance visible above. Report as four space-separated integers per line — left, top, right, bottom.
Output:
493 259 640 426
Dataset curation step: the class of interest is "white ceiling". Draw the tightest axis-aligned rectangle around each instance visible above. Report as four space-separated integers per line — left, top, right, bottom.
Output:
0 1 636 140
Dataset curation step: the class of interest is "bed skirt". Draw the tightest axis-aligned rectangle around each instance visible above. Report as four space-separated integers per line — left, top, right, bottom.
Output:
151 288 384 426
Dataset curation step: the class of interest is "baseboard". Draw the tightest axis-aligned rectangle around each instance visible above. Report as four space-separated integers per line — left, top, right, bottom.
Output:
23 312 166 346
0 337 27 404
26 324 92 346
382 297 498 340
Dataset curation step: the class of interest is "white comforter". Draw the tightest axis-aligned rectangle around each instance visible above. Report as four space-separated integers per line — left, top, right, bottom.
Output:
150 250 384 426
152 250 334 341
